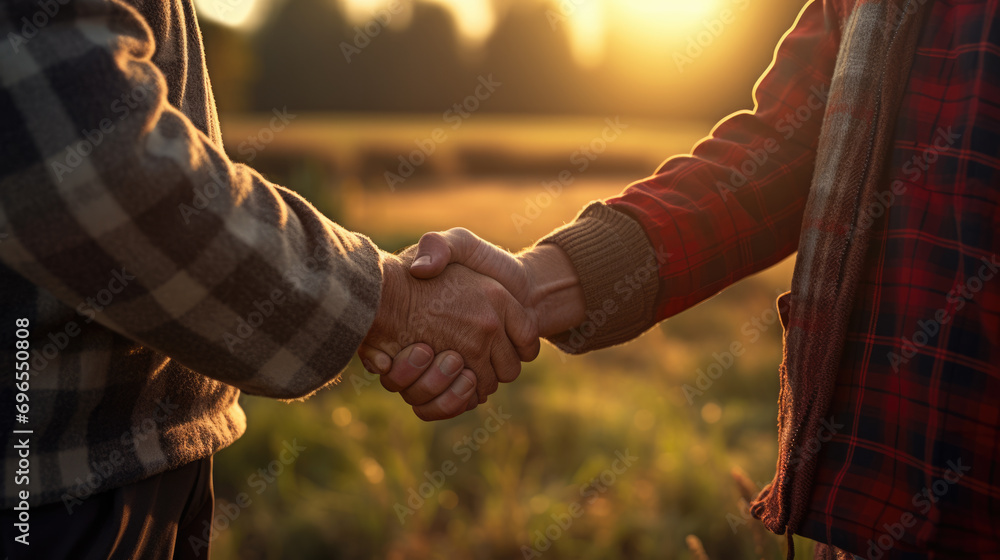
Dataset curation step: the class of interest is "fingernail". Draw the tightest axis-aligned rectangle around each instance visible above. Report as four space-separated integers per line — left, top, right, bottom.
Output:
408 346 433 368
440 355 462 376
453 374 474 395
374 353 391 373
412 255 431 268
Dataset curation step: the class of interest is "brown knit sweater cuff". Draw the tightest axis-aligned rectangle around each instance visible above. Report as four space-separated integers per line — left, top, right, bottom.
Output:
540 202 661 354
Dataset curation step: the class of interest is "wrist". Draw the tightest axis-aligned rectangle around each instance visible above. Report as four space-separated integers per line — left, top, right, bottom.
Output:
520 244 586 337
369 253 409 348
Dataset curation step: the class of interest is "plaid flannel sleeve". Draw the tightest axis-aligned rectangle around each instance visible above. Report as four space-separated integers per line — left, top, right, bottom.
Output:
0 1 384 399
543 0 841 353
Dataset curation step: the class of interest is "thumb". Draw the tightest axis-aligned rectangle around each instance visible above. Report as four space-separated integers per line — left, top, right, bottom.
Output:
410 228 529 300
408 229 458 279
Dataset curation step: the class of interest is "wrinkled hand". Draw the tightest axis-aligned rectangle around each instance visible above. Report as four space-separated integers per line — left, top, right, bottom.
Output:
360 342 479 420
360 251 540 420
361 230 586 408
409 228 586 336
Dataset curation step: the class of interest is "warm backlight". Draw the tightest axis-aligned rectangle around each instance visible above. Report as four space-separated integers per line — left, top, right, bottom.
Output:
198 0 723 64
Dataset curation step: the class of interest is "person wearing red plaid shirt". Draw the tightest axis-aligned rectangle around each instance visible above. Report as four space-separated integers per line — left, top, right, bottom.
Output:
369 0 1000 557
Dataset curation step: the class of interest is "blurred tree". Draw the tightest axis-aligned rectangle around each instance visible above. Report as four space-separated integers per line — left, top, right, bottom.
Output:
249 0 349 112
200 20 257 113
208 0 811 119
476 2 588 115
359 2 471 112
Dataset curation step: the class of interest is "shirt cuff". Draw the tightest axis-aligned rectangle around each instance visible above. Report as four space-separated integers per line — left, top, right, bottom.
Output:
539 202 661 354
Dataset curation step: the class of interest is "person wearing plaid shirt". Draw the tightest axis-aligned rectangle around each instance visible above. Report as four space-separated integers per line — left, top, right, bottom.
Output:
0 0 542 557
375 0 1000 557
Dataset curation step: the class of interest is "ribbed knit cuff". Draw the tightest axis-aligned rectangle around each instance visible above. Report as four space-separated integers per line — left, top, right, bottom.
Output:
540 202 661 354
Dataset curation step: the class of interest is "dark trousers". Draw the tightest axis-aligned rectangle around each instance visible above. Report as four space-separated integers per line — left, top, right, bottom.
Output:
2 457 214 560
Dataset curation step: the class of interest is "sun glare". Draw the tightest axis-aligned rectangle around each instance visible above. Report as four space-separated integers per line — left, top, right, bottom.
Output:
194 0 263 29
424 0 495 46
338 0 403 26
613 0 719 21
559 0 722 67
196 0 722 62
563 1 605 68
331 0 496 47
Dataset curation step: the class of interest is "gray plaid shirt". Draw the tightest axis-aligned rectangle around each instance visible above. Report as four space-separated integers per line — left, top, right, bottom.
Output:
0 0 384 509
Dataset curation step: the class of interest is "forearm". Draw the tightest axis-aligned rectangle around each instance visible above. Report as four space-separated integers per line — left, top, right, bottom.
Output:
606 0 836 320
531 1 838 352
0 3 383 398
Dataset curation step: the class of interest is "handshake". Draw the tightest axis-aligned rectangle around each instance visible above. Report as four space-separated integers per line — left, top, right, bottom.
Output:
359 228 586 421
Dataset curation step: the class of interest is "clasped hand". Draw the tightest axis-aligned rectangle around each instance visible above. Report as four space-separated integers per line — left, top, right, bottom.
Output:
359 230 585 421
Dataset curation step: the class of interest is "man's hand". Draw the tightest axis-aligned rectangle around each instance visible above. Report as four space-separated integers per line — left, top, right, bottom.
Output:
361 252 541 419
359 230 587 407
410 228 586 336
360 342 481 420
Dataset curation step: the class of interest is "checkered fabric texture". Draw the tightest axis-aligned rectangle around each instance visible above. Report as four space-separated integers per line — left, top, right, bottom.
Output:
548 0 1000 556
0 0 384 509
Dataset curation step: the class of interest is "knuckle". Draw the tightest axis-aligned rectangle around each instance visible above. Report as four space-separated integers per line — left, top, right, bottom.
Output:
450 227 473 240
479 377 499 396
419 231 445 245
483 281 505 299
412 407 432 422
476 313 503 335
498 363 521 383
440 401 463 418
401 387 428 406
380 376 399 393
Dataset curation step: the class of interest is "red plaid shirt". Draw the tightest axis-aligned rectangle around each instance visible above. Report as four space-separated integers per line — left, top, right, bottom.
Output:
608 0 1000 557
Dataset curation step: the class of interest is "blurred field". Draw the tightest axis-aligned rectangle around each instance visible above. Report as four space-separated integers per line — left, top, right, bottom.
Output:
210 115 808 560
